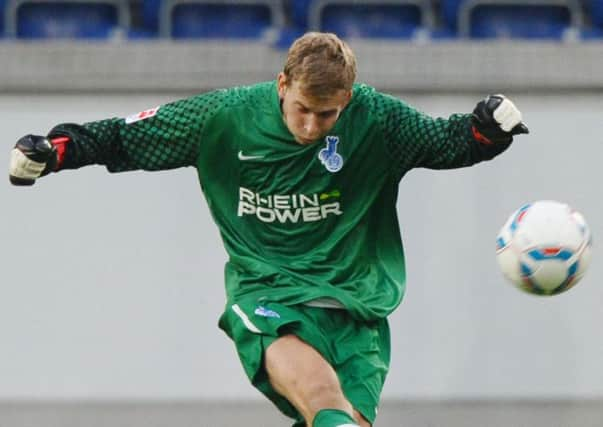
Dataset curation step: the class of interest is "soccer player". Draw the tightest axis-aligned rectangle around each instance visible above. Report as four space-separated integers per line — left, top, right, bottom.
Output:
9 32 528 427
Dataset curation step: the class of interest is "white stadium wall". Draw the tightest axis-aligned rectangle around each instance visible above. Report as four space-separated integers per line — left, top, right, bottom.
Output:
1 39 603 427
1 92 601 403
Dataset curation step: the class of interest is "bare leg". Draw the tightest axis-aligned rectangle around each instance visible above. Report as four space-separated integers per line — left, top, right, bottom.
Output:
353 409 371 427
265 334 355 425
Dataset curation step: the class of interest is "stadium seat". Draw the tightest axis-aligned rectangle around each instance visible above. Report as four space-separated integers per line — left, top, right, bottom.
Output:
590 0 603 28
142 0 162 34
450 0 584 38
4 0 130 39
155 0 285 39
288 0 313 30
0 0 5 36
307 0 435 38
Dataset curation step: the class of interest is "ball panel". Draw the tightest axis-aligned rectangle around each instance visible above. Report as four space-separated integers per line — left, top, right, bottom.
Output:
496 246 522 285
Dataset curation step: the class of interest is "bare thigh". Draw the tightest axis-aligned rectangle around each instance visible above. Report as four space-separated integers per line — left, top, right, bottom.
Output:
264 334 356 425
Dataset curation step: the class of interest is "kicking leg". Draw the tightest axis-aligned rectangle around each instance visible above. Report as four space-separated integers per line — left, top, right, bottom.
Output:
353 409 371 427
265 334 360 426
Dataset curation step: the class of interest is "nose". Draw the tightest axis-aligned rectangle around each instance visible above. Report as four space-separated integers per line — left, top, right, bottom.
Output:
303 115 319 137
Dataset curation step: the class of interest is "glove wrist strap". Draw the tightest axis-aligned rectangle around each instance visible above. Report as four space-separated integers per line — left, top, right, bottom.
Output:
50 136 70 170
471 125 493 145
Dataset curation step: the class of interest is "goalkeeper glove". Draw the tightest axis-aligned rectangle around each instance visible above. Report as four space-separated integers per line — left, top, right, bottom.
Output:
9 134 59 186
472 94 529 144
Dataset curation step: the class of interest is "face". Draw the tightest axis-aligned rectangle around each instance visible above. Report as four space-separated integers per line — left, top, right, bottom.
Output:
277 73 351 145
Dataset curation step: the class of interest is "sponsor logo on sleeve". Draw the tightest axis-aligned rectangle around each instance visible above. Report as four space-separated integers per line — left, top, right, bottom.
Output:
125 106 160 124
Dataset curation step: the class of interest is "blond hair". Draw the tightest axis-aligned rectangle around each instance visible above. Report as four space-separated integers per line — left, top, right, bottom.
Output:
283 32 357 98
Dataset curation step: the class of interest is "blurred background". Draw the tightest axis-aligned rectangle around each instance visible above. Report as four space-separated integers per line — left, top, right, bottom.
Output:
1 1 603 426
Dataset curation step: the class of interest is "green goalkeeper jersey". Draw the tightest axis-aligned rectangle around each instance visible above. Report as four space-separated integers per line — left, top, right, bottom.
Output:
50 81 509 321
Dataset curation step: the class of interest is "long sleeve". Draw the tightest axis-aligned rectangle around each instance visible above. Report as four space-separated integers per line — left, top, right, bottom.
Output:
367 91 511 178
48 89 232 173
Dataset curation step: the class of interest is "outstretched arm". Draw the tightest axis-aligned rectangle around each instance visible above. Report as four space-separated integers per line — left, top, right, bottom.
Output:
373 92 528 176
8 90 232 185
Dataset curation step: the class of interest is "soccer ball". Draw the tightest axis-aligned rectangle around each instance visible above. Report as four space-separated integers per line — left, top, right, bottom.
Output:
496 200 592 296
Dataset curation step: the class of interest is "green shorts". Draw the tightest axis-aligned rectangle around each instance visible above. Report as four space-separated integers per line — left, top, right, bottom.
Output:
218 299 391 426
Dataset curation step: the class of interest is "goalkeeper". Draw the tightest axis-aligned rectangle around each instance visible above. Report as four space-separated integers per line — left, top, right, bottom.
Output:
9 32 528 427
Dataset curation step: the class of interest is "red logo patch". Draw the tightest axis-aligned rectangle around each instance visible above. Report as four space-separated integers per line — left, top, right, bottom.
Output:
125 106 160 124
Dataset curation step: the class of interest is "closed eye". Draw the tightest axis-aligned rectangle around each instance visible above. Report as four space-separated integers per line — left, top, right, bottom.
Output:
318 110 337 119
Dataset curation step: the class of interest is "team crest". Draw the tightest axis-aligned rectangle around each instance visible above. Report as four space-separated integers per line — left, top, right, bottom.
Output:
254 306 280 318
318 136 343 173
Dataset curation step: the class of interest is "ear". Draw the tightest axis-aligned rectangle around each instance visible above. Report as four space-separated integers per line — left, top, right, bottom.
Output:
277 72 287 98
343 89 352 107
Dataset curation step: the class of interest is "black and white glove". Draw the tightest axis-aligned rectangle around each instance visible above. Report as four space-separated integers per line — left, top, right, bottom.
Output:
9 134 57 186
472 94 529 144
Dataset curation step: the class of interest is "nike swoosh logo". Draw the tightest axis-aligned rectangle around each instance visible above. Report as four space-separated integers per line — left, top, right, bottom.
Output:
238 151 264 161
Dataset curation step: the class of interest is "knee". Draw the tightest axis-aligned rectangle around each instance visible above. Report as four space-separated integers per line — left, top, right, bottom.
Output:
353 409 371 427
293 371 352 420
301 376 344 407
264 334 353 420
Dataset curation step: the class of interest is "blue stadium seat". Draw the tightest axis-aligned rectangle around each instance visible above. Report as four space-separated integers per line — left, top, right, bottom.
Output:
451 0 584 39
441 0 463 31
289 0 312 29
308 0 435 38
470 5 573 38
171 4 271 38
0 0 5 35
575 0 603 39
4 0 130 39
580 27 603 38
270 0 311 48
155 0 285 39
142 0 162 34
590 0 603 29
